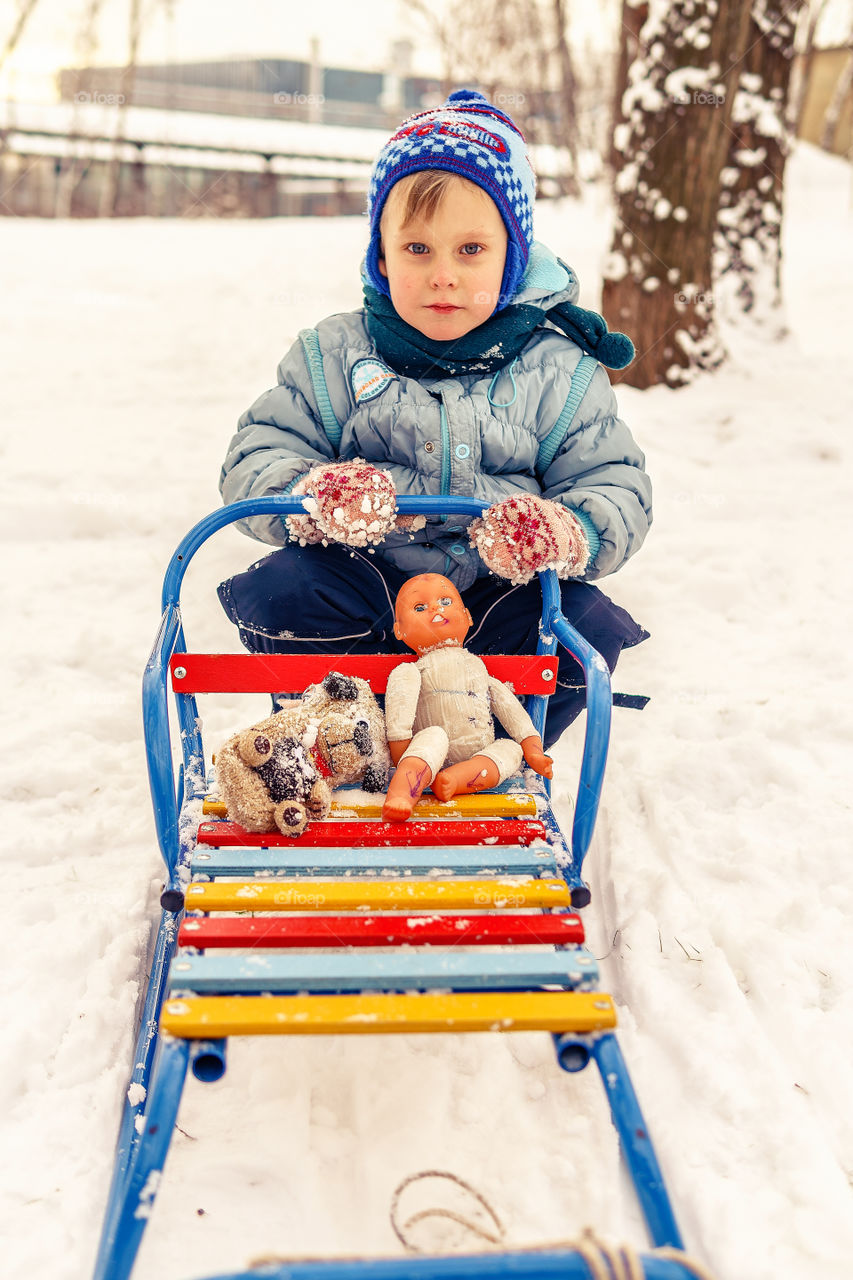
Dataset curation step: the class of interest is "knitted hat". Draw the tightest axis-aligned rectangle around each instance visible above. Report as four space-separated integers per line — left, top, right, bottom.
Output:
365 90 536 310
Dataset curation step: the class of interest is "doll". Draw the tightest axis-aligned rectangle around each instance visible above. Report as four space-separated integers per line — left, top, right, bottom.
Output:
382 573 553 822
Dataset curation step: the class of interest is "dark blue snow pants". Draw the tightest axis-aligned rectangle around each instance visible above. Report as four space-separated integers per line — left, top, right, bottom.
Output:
218 544 648 751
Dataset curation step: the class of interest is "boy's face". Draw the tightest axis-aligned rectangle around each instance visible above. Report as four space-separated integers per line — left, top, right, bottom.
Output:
378 179 508 341
393 574 473 654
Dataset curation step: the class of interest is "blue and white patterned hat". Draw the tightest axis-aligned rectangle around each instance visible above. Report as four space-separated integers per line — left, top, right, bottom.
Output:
365 90 536 310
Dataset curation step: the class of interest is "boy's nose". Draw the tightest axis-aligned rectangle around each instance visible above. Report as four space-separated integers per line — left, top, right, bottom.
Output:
430 256 457 288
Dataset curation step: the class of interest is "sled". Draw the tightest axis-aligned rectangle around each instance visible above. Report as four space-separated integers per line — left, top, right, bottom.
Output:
92 495 711 1280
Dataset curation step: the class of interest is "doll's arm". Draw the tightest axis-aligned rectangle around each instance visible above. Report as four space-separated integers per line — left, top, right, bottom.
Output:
385 664 422 764
487 677 553 778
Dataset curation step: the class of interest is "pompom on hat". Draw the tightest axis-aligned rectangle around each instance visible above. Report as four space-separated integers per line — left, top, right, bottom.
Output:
365 90 536 310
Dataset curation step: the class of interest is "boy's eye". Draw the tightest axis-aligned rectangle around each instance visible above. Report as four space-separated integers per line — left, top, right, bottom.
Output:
460 243 483 256
406 243 429 256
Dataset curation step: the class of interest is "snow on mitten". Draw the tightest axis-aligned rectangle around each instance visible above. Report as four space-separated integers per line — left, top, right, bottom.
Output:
392 512 427 535
469 494 590 585
287 460 398 547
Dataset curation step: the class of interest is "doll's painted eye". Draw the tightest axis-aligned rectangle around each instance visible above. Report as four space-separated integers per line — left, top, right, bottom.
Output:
413 603 426 612
438 597 453 607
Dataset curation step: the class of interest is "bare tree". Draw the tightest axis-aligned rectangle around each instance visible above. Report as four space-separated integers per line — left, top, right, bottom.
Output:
602 1 753 389
54 0 109 217
98 0 144 217
402 0 583 194
715 1 805 322
0 0 41 71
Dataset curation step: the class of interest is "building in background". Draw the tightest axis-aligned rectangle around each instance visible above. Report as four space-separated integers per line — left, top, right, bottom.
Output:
796 42 853 156
57 46 440 130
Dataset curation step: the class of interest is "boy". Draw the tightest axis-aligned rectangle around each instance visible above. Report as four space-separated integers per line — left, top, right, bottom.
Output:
218 91 651 749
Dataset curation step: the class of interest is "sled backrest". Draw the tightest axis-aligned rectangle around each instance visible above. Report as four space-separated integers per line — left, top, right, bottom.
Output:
167 652 559 696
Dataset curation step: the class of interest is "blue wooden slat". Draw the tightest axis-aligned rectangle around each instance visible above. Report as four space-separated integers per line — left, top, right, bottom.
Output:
168 948 600 994
191 844 558 878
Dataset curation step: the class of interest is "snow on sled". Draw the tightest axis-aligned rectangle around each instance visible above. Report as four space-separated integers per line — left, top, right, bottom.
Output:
92 496 713 1280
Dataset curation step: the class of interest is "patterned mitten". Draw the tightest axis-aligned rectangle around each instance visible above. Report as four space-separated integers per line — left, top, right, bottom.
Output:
287 460 398 547
469 494 590 585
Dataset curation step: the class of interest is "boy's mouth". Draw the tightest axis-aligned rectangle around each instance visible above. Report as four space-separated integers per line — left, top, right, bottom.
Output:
427 304 461 314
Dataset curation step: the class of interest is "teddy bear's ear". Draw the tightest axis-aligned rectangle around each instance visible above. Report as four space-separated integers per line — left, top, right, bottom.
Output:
323 672 358 701
236 730 273 767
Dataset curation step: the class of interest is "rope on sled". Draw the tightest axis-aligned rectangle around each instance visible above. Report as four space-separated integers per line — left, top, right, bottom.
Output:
561 1229 718 1280
390 1170 505 1251
389 1172 717 1280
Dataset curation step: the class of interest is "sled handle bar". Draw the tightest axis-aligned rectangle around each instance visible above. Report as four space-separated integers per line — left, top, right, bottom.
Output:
144 496 610 880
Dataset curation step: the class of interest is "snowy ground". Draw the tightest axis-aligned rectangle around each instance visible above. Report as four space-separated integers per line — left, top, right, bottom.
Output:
1 141 852 1280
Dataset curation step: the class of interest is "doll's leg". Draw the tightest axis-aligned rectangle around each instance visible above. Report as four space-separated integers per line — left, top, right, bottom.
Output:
432 738 522 801
382 727 449 822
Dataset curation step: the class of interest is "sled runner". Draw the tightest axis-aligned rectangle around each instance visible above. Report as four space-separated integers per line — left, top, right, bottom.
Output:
93 496 711 1280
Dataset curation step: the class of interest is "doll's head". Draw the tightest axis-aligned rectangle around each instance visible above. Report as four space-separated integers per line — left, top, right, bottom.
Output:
393 573 473 655
365 90 536 324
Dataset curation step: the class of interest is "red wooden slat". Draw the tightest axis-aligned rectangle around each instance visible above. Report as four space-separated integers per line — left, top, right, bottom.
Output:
169 652 558 695
197 818 547 848
178 913 585 949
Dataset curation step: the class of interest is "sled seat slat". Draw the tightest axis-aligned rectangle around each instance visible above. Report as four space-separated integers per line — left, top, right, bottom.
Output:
160 990 617 1038
170 652 558 696
177 913 585 950
190 844 557 878
202 791 539 819
197 818 548 849
184 876 571 913
167 948 600 995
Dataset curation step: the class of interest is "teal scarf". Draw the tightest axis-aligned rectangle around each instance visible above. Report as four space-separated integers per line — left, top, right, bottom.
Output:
363 285 634 379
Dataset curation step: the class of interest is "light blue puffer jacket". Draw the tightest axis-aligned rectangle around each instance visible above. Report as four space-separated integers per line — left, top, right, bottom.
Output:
219 243 652 590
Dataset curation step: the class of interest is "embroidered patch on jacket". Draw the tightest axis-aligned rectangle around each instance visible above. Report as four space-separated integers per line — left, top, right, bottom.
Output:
351 358 397 404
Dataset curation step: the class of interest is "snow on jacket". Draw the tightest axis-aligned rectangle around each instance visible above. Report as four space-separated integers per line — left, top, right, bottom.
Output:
219 243 652 590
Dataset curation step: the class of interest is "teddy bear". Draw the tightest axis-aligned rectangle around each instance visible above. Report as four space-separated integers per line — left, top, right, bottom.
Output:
214 671 389 836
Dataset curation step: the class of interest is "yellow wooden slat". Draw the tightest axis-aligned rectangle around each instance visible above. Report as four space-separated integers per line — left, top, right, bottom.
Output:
184 876 571 913
202 793 538 819
161 990 617 1037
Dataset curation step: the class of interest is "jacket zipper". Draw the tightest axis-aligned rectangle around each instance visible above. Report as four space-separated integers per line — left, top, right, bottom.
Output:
438 398 451 501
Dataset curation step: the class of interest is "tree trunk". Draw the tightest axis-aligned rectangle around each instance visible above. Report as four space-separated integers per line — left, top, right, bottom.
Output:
715 1 804 322
602 0 753 389
610 0 648 173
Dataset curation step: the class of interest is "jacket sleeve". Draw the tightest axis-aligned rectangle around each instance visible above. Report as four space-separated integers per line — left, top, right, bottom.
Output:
219 336 337 545
539 363 652 580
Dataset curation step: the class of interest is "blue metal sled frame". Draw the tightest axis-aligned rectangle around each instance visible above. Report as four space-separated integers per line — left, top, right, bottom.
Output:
92 497 702 1280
